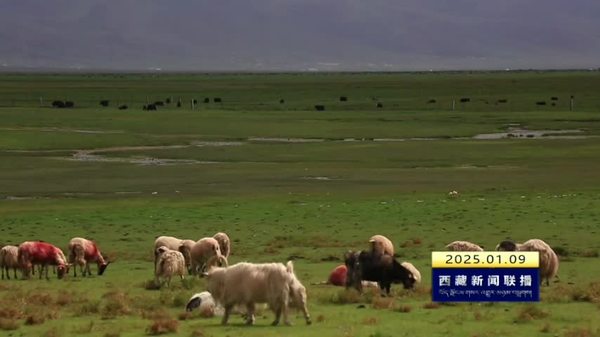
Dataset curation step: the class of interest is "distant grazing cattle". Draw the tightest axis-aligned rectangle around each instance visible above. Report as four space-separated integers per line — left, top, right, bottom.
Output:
118 105 128 110
192 99 198 105
427 99 436 103
154 101 164 106
376 102 383 108
99 100 109 107
280 99 285 104
498 99 508 103
551 96 559 101
213 98 222 103
165 97 172 104
460 98 470 103
64 101 74 108
314 105 325 111
144 104 157 111
536 101 547 106
52 100 65 108
339 96 348 102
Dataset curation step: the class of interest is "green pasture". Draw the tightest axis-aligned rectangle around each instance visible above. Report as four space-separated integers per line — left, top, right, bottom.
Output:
0 72 599 337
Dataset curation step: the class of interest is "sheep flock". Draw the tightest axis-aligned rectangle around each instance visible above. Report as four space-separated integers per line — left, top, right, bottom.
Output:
1 231 562 327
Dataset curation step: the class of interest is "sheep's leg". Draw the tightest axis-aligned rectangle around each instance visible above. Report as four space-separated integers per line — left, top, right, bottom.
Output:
13 267 18 280
5 267 10 280
85 263 92 277
1 267 5 280
221 305 233 325
245 303 256 325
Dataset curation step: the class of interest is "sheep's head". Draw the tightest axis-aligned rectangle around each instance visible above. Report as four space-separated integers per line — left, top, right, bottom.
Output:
496 240 518 251
205 255 228 272
155 246 169 255
57 264 70 279
98 262 110 275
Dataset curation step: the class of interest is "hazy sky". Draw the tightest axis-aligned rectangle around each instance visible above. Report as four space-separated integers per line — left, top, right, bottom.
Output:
1 0 599 71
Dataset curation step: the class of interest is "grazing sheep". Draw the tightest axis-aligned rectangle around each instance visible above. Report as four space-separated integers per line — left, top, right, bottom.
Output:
213 232 231 258
68 237 110 277
0 245 19 280
190 237 222 275
155 246 186 287
445 241 484 252
496 239 559 286
18 241 70 279
448 190 460 198
204 261 294 325
401 261 421 285
286 261 311 325
154 236 195 273
368 235 395 256
344 250 414 295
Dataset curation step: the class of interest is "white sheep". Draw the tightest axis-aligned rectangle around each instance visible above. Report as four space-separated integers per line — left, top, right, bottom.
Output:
155 246 186 287
369 235 395 256
401 261 421 285
445 240 484 251
190 237 222 275
204 261 293 325
153 236 195 273
496 239 559 286
213 232 231 258
0 245 19 280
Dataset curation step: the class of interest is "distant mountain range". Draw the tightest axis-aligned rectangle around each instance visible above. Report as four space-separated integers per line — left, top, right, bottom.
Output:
1 0 599 71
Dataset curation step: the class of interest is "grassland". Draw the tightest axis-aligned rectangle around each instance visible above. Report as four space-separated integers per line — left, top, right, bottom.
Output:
0 71 600 337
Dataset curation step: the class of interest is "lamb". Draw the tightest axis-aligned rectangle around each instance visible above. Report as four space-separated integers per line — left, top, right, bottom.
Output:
344 250 414 295
0 245 19 280
155 246 186 287
401 261 421 285
204 260 295 326
445 241 484 252
68 237 110 277
213 232 231 258
369 235 394 256
190 237 222 275
496 239 559 286
153 236 195 273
